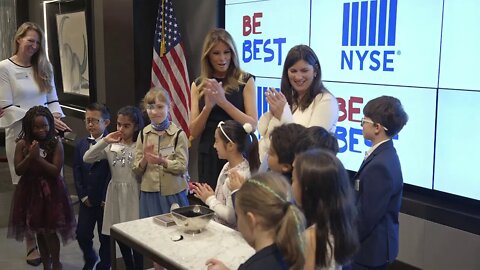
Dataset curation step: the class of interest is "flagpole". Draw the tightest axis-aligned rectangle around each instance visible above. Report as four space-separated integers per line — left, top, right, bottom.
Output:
160 0 166 56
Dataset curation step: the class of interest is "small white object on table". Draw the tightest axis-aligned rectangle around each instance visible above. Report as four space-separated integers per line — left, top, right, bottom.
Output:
110 217 255 270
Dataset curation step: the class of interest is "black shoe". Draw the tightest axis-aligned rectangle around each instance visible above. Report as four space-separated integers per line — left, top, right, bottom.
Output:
26 246 42 266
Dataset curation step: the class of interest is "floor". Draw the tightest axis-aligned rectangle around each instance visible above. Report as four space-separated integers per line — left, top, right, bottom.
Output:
0 144 413 270
0 146 120 270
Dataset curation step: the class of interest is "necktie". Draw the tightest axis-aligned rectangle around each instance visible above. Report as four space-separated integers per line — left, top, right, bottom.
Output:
87 138 96 145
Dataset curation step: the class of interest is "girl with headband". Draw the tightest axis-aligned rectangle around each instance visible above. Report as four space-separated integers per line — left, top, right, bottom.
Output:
193 120 259 228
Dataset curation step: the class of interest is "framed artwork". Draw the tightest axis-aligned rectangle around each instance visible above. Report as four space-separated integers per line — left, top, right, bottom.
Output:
56 11 90 96
43 0 95 112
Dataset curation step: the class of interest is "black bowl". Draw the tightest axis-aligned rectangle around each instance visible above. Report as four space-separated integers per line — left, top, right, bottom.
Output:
171 205 214 233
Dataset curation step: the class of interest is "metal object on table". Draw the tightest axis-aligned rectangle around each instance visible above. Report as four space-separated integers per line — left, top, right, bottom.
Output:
171 205 214 234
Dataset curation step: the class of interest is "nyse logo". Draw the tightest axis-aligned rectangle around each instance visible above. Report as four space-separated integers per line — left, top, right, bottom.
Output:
341 0 399 72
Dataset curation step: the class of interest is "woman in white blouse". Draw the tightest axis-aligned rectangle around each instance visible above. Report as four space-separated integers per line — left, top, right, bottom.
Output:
0 22 70 266
258 45 339 162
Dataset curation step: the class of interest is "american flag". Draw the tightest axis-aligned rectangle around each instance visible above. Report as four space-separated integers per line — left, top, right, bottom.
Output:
151 0 190 137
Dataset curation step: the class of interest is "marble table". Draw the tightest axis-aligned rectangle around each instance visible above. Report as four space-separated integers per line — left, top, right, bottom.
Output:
110 217 255 270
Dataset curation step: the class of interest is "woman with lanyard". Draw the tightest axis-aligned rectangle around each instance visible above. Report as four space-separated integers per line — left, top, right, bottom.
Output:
0 21 70 266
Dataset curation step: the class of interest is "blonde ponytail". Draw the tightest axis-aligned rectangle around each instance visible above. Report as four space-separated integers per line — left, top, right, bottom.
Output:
236 172 306 270
276 204 306 270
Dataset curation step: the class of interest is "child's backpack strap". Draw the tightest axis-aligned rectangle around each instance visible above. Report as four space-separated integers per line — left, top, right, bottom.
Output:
174 129 183 149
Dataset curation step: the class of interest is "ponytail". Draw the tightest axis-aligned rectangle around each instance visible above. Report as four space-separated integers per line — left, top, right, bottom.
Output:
277 203 306 270
245 132 260 173
237 173 306 270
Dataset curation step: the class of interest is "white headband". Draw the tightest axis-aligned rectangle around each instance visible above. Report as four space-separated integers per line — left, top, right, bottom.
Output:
217 121 233 143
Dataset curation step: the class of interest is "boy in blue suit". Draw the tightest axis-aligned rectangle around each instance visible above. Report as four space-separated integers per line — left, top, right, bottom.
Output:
73 103 111 270
351 96 408 270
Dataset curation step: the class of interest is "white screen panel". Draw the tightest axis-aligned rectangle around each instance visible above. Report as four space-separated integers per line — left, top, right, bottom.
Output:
439 0 480 91
326 82 436 189
434 90 480 200
225 0 310 78
311 0 443 88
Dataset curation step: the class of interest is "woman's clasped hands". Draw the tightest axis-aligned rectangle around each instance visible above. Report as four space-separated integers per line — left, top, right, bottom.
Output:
204 79 227 109
265 87 287 119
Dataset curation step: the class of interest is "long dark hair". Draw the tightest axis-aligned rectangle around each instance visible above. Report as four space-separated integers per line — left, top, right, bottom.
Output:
18 106 58 154
281 45 329 111
294 149 358 267
217 120 260 173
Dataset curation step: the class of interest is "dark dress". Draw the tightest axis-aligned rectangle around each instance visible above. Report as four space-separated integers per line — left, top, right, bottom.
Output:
238 244 289 270
8 141 76 244
197 73 254 189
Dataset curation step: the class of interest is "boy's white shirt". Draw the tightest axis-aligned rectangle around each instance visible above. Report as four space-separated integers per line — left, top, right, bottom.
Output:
365 139 391 159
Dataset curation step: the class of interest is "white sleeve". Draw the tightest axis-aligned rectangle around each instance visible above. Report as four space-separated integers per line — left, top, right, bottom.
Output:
205 166 237 225
306 93 339 131
258 112 272 136
83 139 108 163
0 63 13 108
205 190 236 225
0 63 26 128
279 102 294 124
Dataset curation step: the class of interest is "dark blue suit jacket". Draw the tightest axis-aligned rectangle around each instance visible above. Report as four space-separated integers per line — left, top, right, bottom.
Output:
73 135 111 207
353 140 403 267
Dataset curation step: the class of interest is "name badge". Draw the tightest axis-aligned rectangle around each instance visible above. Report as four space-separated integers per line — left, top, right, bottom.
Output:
354 179 360 191
110 143 124 153
15 72 29 80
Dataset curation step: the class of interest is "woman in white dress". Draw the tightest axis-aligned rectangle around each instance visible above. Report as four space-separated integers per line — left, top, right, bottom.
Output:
0 22 70 266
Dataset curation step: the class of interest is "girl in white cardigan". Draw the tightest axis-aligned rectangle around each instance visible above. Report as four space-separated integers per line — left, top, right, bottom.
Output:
193 120 259 228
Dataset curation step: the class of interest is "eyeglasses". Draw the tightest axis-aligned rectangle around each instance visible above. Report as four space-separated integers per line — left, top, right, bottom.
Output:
84 118 102 125
360 117 388 131
217 121 233 143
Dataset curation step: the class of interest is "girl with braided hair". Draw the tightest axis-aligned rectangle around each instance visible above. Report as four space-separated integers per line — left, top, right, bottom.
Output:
8 105 76 270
